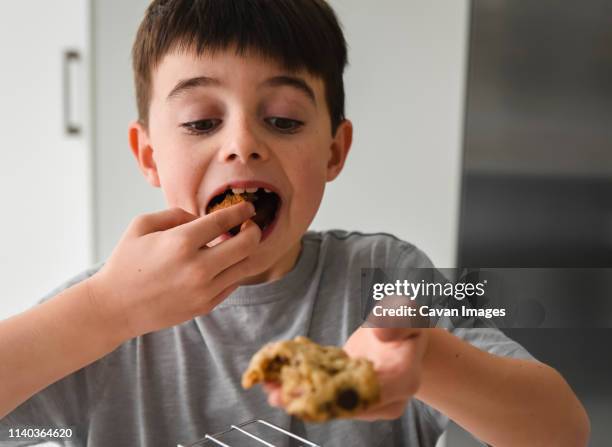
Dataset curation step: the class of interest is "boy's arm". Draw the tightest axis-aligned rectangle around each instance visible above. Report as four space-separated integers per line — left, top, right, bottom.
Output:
0 203 261 419
416 329 590 447
345 328 590 447
0 279 124 419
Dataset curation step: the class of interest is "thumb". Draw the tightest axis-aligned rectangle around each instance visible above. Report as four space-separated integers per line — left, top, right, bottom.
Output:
372 327 421 343
129 207 198 236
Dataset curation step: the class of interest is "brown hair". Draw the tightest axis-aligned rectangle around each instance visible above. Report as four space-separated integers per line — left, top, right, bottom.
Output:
132 0 348 134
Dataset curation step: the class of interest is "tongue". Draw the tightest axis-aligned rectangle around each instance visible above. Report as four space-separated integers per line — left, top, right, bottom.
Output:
252 196 277 229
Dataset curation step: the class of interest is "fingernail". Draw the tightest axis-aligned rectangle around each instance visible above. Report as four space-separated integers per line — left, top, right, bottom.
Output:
240 219 253 232
246 202 256 216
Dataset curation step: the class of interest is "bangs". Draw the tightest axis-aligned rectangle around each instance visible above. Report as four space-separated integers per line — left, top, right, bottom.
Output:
169 1 344 74
133 0 348 133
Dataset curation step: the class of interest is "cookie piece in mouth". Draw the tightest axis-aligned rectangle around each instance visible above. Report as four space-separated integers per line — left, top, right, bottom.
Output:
242 336 380 422
206 188 280 235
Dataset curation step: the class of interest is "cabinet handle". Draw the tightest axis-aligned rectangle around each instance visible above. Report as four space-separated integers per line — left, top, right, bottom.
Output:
63 50 81 136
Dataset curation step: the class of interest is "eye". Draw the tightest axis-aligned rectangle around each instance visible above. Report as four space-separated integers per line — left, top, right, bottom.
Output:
181 119 222 135
266 117 304 133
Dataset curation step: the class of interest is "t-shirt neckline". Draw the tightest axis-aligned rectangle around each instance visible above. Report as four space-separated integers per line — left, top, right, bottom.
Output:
217 233 318 307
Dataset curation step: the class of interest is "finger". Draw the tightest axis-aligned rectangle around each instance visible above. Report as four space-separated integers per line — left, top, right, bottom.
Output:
268 391 283 407
262 382 281 393
128 207 198 237
178 201 256 246
372 327 421 343
377 368 421 404
264 385 283 407
204 283 240 311
365 295 430 330
204 219 261 273
194 255 257 312
210 250 259 292
372 344 425 402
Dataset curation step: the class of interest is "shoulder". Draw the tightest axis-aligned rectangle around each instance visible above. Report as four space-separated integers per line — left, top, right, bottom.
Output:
303 229 434 269
38 261 106 304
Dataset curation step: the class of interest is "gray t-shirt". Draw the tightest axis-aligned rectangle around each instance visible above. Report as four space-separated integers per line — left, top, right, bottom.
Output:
1 230 534 447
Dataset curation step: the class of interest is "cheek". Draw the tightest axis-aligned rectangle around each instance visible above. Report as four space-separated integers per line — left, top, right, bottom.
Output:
289 151 328 217
152 142 205 210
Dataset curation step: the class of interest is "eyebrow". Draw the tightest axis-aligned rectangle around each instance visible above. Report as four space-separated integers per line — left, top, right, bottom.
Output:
261 75 317 106
166 76 222 101
166 74 317 106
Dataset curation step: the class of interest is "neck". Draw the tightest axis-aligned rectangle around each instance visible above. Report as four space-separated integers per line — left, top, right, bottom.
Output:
241 239 303 285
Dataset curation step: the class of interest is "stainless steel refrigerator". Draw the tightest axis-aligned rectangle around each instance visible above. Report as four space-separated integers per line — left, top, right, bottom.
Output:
457 0 612 445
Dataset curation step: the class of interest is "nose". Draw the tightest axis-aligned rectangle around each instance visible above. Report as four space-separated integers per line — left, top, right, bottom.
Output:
218 118 269 164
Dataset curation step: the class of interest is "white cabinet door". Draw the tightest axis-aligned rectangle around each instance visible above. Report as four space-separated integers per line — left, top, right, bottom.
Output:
0 0 92 319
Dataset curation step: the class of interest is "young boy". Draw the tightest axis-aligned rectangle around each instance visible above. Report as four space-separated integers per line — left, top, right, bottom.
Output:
0 0 589 446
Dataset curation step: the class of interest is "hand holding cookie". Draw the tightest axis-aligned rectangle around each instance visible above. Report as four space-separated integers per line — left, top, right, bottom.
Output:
243 336 381 422
343 327 430 421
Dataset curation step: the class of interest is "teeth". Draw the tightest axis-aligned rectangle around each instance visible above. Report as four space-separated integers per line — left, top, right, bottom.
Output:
229 186 272 194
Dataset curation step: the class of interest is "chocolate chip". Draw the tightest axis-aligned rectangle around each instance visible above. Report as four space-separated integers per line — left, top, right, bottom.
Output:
336 388 360 410
266 355 288 375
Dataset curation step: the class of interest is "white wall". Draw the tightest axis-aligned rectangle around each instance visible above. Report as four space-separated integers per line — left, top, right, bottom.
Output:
92 0 159 261
93 0 469 269
0 0 92 319
317 0 469 268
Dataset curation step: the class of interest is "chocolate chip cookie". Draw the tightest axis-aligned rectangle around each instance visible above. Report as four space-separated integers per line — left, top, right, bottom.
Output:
242 336 380 422
206 188 280 234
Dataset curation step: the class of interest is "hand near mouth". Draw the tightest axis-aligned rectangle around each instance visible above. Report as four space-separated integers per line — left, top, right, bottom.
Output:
205 183 282 241
86 201 261 341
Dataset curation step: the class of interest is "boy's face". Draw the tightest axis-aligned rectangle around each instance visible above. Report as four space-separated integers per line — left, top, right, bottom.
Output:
129 47 352 283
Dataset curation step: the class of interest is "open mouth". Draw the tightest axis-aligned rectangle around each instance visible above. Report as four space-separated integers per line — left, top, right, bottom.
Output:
206 186 281 236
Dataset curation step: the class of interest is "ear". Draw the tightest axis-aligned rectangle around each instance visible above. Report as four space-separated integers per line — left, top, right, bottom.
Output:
129 120 161 187
326 119 353 182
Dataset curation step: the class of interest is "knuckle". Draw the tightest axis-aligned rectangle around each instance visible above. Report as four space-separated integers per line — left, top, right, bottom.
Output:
197 259 215 282
236 229 260 252
246 229 261 247
171 207 192 222
130 214 147 229
209 211 228 233
184 263 204 288
171 233 193 256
